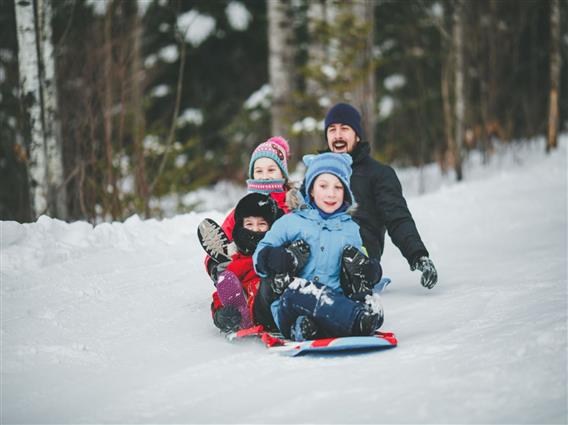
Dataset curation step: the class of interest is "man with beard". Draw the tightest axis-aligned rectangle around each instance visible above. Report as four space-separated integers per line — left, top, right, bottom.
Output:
323 102 438 289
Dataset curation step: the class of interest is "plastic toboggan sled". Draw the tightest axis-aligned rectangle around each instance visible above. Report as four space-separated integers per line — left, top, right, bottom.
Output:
227 325 397 357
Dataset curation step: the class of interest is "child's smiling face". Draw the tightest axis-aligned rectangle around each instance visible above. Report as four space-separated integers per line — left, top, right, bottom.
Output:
243 216 269 232
310 173 345 214
252 158 283 180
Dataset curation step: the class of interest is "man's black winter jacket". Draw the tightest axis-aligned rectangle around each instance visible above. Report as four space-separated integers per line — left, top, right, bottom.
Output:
346 142 428 266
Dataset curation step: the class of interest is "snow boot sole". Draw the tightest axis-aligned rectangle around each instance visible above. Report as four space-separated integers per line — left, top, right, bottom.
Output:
198 218 235 263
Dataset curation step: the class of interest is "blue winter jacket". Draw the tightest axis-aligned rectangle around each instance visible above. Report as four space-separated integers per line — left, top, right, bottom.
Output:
253 204 363 293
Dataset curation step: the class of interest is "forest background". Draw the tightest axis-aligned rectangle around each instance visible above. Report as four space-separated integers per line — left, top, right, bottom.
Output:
1 0 566 223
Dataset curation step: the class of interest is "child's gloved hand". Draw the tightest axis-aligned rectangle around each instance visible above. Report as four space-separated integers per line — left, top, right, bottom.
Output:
213 305 241 332
270 273 292 295
411 256 438 289
341 245 381 298
261 246 294 274
284 239 311 273
258 240 310 276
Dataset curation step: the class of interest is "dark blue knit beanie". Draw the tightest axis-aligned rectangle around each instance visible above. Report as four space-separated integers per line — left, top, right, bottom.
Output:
324 103 363 141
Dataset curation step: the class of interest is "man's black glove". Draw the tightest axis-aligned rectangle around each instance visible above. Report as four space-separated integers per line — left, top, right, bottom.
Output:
257 240 310 276
341 245 381 299
411 256 438 289
213 305 241 332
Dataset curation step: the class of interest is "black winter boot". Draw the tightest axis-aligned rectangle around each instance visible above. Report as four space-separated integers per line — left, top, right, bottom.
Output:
353 310 383 336
290 315 318 341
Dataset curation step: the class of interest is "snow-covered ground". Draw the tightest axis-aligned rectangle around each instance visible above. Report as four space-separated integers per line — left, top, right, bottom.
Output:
1 137 566 424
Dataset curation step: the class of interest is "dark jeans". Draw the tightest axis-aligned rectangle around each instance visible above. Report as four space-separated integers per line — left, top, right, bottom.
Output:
275 279 365 339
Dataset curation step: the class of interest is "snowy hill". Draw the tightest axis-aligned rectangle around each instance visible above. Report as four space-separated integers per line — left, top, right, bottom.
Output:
1 138 566 424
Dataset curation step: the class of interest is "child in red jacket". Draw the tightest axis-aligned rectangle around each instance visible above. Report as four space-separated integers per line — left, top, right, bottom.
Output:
205 137 292 281
211 192 284 332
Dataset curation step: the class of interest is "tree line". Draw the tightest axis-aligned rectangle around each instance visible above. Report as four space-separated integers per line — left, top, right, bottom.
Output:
1 0 565 223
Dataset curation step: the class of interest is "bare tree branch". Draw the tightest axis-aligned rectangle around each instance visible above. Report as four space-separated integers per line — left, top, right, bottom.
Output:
149 29 186 196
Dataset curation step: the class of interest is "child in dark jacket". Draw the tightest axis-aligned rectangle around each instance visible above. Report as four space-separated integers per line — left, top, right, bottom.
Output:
205 137 292 281
211 192 283 333
253 153 384 341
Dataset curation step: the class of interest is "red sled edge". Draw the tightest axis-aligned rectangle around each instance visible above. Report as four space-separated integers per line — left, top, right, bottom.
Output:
227 325 286 346
228 326 397 356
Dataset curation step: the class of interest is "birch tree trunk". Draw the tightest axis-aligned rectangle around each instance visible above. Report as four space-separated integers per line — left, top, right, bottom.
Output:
453 0 465 181
15 0 48 218
547 0 560 153
37 0 67 219
268 0 296 138
352 0 375 145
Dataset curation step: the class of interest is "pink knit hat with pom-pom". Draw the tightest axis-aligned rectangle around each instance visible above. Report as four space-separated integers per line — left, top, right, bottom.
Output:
248 136 290 179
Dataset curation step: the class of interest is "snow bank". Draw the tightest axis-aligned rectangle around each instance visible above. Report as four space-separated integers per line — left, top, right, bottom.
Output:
1 212 226 275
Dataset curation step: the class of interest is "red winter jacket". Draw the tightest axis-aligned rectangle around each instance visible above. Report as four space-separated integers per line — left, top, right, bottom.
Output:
204 190 289 275
211 252 261 321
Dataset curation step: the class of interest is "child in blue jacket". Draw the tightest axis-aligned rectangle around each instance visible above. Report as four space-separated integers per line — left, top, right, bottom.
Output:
253 152 383 341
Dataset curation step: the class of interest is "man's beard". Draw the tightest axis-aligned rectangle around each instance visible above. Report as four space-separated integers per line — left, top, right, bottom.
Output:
331 138 349 151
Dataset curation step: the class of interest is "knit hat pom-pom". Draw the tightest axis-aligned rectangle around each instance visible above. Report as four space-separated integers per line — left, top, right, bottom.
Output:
266 136 290 158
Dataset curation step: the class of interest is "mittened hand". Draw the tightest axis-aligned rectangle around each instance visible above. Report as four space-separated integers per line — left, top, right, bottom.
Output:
342 245 380 282
270 273 293 295
260 246 295 275
341 245 381 296
412 256 438 289
213 305 242 332
259 240 310 276
285 239 311 273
